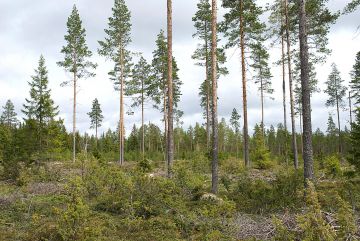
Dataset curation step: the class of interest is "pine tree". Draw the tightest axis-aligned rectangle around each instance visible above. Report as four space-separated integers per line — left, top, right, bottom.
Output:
23 55 59 153
349 108 360 171
192 0 228 149
350 51 360 105
58 5 96 162
221 0 266 167
211 0 218 194
299 0 315 183
87 98 103 143
325 63 347 154
149 30 182 154
98 0 131 165
127 56 152 158
0 100 18 128
167 0 174 178
230 108 241 158
250 41 273 138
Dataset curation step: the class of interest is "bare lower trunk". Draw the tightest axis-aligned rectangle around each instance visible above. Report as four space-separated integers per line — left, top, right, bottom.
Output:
119 48 125 165
281 0 288 165
299 0 314 183
167 0 174 178
211 0 218 194
260 76 265 141
142 78 145 159
240 0 250 167
285 0 298 169
336 98 342 154
205 20 211 150
73 72 77 162
349 91 353 131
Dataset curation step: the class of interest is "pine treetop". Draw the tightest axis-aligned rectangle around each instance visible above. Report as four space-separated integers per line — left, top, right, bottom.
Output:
57 5 96 81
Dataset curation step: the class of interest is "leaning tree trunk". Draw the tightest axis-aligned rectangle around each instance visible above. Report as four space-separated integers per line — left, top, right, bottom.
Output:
299 0 314 183
285 0 299 169
211 0 219 194
240 0 250 167
167 0 174 178
281 0 288 165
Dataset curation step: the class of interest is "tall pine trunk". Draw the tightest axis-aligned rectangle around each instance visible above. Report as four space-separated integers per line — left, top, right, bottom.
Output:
281 0 288 165
73 70 77 163
142 76 145 159
349 91 353 131
240 0 250 167
285 0 299 169
211 0 219 194
336 97 342 154
167 0 174 178
205 21 211 150
119 48 125 165
299 0 314 182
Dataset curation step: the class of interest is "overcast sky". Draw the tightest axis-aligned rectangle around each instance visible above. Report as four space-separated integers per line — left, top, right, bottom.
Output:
0 0 359 136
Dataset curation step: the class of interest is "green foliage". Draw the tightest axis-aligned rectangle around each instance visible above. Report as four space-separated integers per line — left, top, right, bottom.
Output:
349 108 360 171
58 5 96 79
323 155 341 177
297 181 336 241
87 99 103 134
251 124 273 169
335 196 357 240
272 216 295 241
230 169 303 214
150 30 182 111
0 100 18 128
350 52 360 104
55 176 101 241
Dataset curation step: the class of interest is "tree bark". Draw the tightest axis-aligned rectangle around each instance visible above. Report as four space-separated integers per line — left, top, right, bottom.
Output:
211 0 219 194
73 70 77 163
349 91 353 131
142 75 145 159
336 97 342 154
281 0 288 165
119 48 125 165
299 0 314 182
205 20 211 151
167 0 174 178
285 0 299 169
240 0 250 167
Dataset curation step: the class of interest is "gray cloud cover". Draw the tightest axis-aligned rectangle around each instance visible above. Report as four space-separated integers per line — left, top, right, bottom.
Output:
0 0 359 136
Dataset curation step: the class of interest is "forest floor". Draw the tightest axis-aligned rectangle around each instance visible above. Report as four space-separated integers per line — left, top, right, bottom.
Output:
0 158 359 240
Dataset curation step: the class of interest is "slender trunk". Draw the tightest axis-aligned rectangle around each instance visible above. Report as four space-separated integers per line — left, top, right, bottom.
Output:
299 106 303 155
205 21 211 150
163 89 167 163
167 0 174 178
285 0 299 169
211 0 218 194
281 0 288 165
73 71 77 162
119 48 125 165
95 120 98 147
299 0 314 183
349 91 353 131
336 98 342 154
240 0 250 167
260 75 265 141
142 78 145 159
